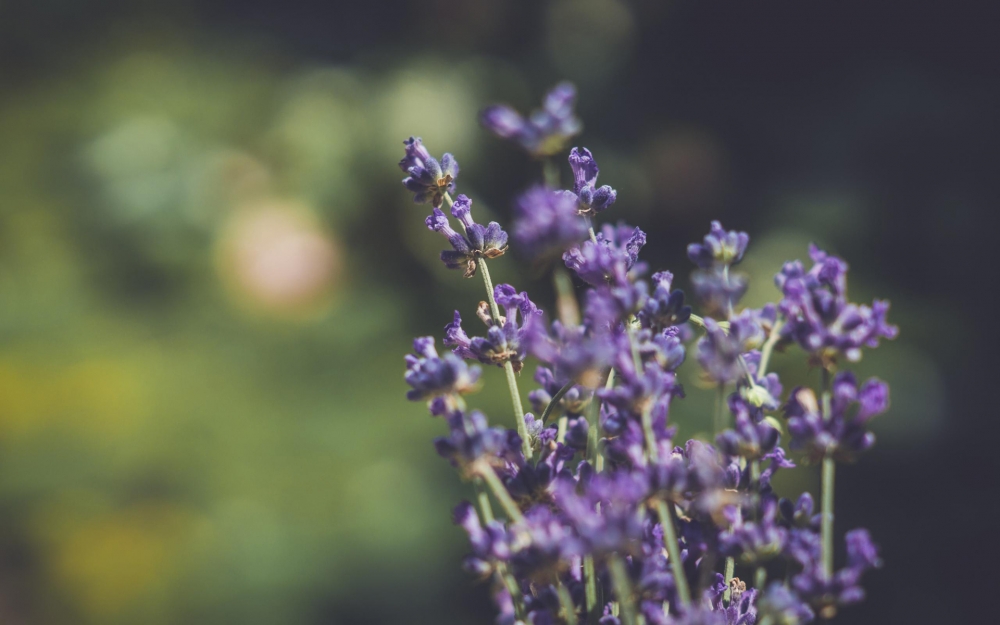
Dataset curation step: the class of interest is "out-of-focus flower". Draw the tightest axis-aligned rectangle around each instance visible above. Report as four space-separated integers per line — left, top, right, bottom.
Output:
404 337 482 402
696 310 764 384
688 221 749 269
481 82 582 156
783 371 889 462
776 245 898 363
512 185 589 263
638 271 692 332
567 147 617 215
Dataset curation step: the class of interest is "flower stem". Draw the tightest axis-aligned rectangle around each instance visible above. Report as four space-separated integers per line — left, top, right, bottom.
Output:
583 214 598 244
654 500 692 608
820 367 834 580
722 557 735 605
756 317 785 378
557 581 580 625
478 257 533 460
608 553 638 625
541 379 576 424
755 566 767 591
715 382 728 434
474 478 495 524
821 455 835 580
557 416 569 444
476 461 524 524
553 266 581 327
584 555 598 617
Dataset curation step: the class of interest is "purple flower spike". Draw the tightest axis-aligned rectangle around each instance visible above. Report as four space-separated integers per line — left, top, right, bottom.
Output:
568 147 617 215
688 220 750 269
638 271 692 332
444 284 542 373
791 529 881 619
563 223 647 288
783 371 890 462
425 195 508 278
512 186 589 263
434 409 522 471
696 310 765 384
776 245 898 364
481 82 582 156
758 582 815 625
404 336 482 401
400 137 459 207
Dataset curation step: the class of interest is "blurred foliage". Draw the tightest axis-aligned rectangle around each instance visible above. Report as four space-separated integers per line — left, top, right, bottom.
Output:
0 2 972 623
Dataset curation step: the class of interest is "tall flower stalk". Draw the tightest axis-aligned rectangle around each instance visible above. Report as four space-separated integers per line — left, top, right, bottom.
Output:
401 82 896 624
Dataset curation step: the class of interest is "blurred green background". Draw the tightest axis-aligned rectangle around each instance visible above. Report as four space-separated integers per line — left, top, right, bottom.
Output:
0 1 995 623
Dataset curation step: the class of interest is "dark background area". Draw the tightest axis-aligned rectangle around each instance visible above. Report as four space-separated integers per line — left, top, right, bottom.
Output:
1 1 997 623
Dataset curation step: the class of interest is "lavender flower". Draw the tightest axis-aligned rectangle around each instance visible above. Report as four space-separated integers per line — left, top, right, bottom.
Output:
445 284 541 373
564 223 647 288
757 582 815 625
791 529 881 619
454 501 510 577
399 82 892 625
404 337 482 401
696 310 765 384
783 371 890 461
399 136 459 207
688 221 751 316
481 82 582 156
529 366 593 418
638 271 692 332
776 245 898 363
434 408 522 472
720 499 787 565
715 406 781 461
567 147 617 215
425 195 508 278
688 221 750 269
511 185 589 263
554 472 647 554
523 316 616 389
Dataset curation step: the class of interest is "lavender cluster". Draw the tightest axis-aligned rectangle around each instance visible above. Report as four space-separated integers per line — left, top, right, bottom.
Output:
401 84 897 625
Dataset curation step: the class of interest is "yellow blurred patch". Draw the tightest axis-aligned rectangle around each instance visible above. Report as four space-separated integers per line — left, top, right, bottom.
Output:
47 501 196 620
0 358 145 439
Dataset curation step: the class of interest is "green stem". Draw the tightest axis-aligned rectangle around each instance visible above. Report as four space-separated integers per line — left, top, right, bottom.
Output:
475 479 525 619
557 415 569 444
820 368 834 580
541 379 576 424
476 462 524 524
821 455 835 580
755 566 767 591
474 478 495 524
608 553 638 625
557 581 579 625
722 557 735 605
688 314 729 332
584 555 598 618
642 402 658 462
478 257 533 459
654 500 692 608
715 382 728 434
553 266 581 327
584 215 598 244
756 317 785 379
496 563 526 621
